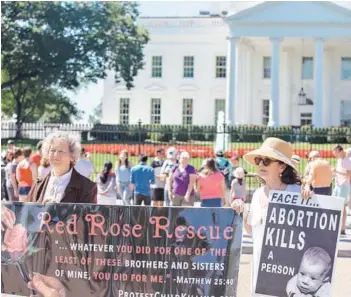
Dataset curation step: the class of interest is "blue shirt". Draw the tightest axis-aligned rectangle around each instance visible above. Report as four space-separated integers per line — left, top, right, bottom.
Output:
130 163 155 196
116 165 131 183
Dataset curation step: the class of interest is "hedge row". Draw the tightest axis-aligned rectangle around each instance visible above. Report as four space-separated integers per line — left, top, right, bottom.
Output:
89 125 351 144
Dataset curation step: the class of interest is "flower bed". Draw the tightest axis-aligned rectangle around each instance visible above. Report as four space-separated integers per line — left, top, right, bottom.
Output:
82 143 336 159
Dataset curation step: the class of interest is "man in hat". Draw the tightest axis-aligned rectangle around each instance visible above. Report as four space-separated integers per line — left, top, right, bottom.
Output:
304 151 332 196
1 140 15 201
1 140 15 166
150 148 166 206
160 147 178 206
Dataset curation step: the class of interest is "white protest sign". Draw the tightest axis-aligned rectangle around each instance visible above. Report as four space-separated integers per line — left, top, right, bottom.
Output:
255 191 344 297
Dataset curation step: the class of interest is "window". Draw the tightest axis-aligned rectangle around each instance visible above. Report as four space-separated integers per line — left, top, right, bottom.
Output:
151 98 161 124
152 56 162 78
182 98 193 125
263 57 271 78
300 113 312 126
302 57 313 80
262 99 269 125
119 98 130 124
215 56 226 78
340 100 351 127
214 99 226 125
183 56 194 78
341 57 351 80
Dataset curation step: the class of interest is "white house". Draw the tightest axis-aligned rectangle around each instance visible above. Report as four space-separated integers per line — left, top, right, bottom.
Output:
101 1 351 127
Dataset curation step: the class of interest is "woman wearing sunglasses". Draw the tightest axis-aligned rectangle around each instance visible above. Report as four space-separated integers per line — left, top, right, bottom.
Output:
233 137 305 297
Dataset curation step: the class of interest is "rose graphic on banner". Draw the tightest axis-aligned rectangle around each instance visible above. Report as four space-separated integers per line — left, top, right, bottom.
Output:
3 224 29 261
1 206 44 296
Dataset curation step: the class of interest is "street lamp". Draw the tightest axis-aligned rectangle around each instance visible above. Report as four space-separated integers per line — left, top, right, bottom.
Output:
298 87 306 104
137 119 142 155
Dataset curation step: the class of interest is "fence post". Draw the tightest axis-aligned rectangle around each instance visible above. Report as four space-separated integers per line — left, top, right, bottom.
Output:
138 119 142 155
222 121 227 153
310 125 313 152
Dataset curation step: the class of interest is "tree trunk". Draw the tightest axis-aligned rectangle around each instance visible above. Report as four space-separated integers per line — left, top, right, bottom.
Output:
15 93 23 139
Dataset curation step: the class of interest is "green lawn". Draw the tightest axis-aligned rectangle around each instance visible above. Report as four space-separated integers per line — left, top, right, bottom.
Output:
89 153 338 191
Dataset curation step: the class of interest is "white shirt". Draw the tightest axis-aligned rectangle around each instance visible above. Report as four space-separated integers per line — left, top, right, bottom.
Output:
43 169 73 203
74 158 95 178
335 157 351 186
248 184 301 297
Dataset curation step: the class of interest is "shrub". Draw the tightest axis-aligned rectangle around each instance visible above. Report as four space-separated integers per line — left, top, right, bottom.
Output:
236 125 265 142
175 126 190 142
263 126 294 142
327 127 349 144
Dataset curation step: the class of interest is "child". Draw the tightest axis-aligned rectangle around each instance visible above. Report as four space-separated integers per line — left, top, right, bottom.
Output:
230 167 246 203
286 247 332 297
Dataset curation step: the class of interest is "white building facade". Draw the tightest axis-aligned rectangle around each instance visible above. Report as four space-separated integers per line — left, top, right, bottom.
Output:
102 1 351 127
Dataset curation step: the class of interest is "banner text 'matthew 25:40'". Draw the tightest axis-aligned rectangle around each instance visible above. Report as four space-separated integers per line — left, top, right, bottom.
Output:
1 203 242 297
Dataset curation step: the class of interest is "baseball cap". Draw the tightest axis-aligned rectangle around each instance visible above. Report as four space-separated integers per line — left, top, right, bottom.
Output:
180 151 190 159
234 167 245 179
308 151 320 160
7 140 14 145
216 150 224 157
166 147 177 158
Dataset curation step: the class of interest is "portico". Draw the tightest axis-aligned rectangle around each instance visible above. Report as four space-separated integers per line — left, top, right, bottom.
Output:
224 1 351 127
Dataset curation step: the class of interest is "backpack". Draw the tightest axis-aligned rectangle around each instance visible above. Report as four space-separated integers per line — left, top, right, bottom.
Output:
216 159 231 188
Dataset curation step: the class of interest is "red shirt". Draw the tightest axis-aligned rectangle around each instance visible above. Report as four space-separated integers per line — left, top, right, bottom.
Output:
30 153 41 168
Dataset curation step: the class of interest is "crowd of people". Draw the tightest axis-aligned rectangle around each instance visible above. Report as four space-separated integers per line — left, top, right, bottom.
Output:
1 134 251 209
2 133 351 222
1 131 351 297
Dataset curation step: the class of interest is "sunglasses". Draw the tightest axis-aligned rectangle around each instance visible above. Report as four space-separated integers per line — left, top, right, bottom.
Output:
254 156 278 167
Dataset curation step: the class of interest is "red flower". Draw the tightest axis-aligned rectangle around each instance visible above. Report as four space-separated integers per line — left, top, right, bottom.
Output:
4 224 28 261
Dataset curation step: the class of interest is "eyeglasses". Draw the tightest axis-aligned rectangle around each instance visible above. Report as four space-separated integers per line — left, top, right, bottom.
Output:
49 149 68 156
254 156 278 167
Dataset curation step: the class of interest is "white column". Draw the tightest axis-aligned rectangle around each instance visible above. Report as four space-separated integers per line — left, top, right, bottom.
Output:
313 38 324 127
226 37 238 125
280 49 292 126
268 37 282 127
245 45 253 124
323 49 335 127
236 44 245 124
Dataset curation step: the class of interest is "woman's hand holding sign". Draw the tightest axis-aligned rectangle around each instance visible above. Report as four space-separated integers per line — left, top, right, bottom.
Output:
231 199 244 214
28 273 65 297
1 205 15 231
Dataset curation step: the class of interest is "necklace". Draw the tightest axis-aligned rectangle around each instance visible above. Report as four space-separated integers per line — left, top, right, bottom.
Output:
49 177 59 197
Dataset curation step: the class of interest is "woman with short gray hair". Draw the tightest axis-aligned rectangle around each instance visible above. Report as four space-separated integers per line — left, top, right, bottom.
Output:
26 131 97 204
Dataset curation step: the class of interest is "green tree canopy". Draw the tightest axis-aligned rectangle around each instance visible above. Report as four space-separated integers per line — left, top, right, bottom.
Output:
1 1 149 90
88 102 102 125
1 1 148 137
2 79 82 124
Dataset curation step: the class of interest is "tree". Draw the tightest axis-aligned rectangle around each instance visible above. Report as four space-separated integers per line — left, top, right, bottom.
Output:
88 102 102 125
2 80 82 136
1 1 149 136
